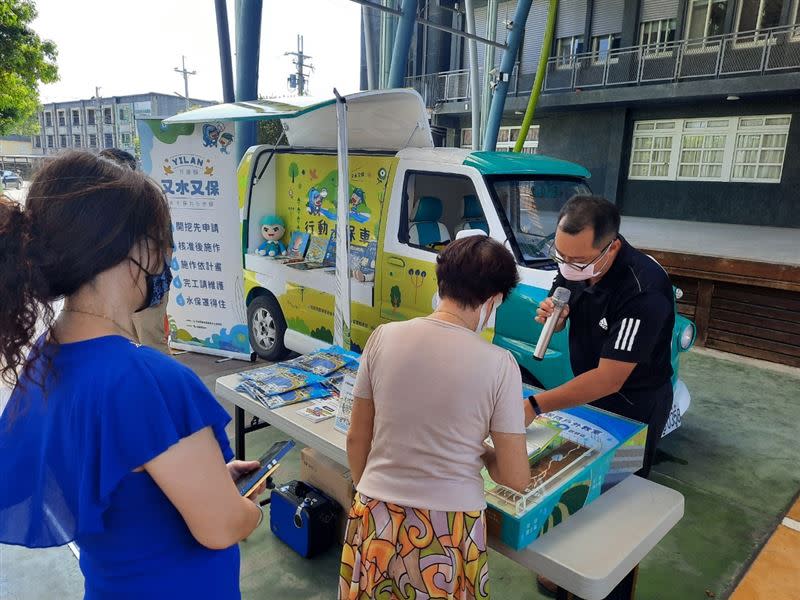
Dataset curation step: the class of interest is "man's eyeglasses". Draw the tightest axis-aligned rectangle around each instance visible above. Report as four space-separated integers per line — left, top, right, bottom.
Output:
547 238 615 271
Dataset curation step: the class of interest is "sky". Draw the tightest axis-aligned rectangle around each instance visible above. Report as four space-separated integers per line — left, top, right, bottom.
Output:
31 0 362 104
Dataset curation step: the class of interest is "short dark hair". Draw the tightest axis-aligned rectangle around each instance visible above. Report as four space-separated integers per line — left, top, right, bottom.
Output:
436 236 519 309
557 195 620 248
99 148 137 170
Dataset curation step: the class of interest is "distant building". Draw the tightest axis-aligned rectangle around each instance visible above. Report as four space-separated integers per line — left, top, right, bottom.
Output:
32 92 216 157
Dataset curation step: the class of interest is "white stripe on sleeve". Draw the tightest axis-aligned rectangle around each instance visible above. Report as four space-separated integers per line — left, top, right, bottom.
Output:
614 318 630 350
626 319 642 352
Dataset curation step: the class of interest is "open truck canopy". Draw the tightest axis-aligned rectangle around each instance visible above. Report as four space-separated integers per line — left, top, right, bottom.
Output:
163 89 434 152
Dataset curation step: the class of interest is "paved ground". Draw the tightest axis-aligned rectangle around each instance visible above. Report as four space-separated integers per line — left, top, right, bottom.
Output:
620 216 800 266
2 347 799 599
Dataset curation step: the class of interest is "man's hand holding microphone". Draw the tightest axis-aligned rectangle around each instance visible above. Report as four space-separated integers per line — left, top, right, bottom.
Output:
535 296 570 330
533 287 571 361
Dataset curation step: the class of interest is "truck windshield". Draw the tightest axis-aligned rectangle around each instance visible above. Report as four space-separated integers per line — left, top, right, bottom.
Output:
488 176 591 265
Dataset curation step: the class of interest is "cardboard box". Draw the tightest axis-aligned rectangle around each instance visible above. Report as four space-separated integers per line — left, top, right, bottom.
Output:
485 397 647 550
300 447 355 541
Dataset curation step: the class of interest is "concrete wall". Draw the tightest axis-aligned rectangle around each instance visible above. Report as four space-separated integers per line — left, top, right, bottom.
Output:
0 137 33 155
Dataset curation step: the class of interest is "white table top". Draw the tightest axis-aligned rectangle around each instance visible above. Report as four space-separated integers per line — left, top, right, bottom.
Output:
216 374 684 600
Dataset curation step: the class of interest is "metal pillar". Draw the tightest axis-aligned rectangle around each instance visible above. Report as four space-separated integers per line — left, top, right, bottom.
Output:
480 0 498 146
483 0 534 151
465 0 481 150
387 0 417 89
363 6 376 90
234 0 263 163
215 0 235 103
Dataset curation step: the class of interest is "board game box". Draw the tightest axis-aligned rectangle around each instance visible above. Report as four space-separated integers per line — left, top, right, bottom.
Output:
483 387 648 550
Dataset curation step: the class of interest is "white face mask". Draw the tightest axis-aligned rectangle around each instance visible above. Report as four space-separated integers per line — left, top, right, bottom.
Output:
557 242 614 282
475 294 502 333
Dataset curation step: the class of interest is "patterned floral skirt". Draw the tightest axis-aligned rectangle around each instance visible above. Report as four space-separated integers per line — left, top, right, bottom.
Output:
339 494 490 600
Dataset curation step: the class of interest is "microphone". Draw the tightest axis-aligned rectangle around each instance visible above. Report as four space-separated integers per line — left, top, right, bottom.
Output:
533 286 571 361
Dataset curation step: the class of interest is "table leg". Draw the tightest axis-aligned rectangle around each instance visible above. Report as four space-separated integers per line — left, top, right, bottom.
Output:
555 565 639 600
235 405 246 460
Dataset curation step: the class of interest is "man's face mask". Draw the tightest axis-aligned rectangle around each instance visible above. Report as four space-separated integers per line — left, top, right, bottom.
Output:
131 258 173 311
553 239 615 282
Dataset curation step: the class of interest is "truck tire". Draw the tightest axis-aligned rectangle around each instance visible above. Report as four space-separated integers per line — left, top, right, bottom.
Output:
247 294 288 361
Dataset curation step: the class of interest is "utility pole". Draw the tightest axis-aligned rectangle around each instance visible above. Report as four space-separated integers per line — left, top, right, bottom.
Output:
174 55 196 110
285 35 313 96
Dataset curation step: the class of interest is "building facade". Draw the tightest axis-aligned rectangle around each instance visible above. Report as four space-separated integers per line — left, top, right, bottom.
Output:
362 0 800 227
32 92 215 157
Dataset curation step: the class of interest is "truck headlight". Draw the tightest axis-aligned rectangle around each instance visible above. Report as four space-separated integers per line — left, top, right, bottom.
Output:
679 323 695 350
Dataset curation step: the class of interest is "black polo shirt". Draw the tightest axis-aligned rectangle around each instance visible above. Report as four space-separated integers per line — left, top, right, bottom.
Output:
550 236 675 421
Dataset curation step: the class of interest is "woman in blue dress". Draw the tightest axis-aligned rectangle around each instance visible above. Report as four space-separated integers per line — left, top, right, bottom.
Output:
0 151 265 599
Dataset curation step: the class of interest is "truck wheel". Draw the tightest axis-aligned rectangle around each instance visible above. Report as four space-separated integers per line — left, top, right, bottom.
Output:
247 295 288 361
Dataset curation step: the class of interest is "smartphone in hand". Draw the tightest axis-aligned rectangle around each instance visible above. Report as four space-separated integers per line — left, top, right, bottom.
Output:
234 440 296 497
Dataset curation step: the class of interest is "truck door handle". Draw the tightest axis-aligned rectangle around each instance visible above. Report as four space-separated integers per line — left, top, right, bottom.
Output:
388 257 405 268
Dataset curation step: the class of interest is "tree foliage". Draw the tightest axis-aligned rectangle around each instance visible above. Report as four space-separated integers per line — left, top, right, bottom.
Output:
257 118 285 146
0 0 58 135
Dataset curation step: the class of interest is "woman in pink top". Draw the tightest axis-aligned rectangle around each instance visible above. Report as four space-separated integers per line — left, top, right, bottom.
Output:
340 236 531 600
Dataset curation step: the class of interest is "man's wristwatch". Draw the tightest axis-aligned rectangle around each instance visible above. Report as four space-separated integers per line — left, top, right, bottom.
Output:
528 395 542 416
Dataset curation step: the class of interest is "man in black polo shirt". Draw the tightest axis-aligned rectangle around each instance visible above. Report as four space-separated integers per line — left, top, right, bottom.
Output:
526 195 675 478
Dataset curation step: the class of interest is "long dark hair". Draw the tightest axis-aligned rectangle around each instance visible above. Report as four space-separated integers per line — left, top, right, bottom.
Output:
0 151 172 393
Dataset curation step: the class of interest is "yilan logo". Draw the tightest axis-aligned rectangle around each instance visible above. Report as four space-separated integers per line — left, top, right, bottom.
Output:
163 154 214 177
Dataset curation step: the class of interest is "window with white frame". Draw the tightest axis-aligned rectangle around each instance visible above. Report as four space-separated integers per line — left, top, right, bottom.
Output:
555 36 585 65
639 19 677 49
461 125 540 154
57 110 66 127
591 34 621 60
629 121 677 178
732 116 790 182
685 0 728 39
73 134 81 147
628 115 791 183
34 137 41 148
44 112 53 127
59 134 67 147
72 109 80 126
47 135 54 148
121 133 132 146
736 0 785 33
88 133 97 148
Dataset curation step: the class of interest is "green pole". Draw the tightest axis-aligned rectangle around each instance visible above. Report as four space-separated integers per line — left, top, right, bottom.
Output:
514 0 558 153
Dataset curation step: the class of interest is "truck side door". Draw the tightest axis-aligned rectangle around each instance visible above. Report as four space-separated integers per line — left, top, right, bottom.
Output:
379 163 504 323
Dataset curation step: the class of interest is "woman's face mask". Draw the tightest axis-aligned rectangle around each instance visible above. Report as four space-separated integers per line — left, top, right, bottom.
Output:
131 258 173 312
475 294 503 333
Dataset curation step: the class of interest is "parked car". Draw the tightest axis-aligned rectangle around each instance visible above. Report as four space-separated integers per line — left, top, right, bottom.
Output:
1 171 23 190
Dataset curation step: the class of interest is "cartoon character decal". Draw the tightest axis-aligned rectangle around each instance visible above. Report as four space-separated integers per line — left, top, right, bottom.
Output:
349 187 370 223
307 187 328 215
202 123 224 147
218 132 234 154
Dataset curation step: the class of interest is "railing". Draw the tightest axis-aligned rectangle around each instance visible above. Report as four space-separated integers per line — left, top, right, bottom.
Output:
544 24 800 92
406 66 520 109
